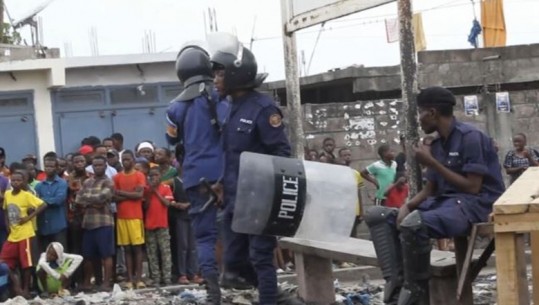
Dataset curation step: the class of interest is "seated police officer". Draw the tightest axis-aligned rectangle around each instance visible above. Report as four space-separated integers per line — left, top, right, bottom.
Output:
365 86 505 305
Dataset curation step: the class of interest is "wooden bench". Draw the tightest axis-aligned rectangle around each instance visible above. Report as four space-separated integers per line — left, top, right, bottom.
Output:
492 167 539 305
280 224 494 305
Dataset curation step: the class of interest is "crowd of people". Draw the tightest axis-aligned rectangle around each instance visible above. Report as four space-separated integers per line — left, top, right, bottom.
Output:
0 32 532 305
0 134 204 299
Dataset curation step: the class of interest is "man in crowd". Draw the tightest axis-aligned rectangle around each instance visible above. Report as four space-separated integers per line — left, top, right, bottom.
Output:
35 157 68 251
75 156 115 292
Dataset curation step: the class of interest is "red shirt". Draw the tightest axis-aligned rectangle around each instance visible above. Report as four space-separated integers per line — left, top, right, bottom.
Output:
113 171 146 219
385 184 409 209
36 171 47 181
145 184 173 229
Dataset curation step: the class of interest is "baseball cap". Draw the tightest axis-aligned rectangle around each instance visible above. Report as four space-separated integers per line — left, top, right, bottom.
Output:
79 145 94 156
106 149 119 157
22 154 37 162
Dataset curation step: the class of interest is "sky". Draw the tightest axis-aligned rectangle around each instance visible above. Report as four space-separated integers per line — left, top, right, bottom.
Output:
4 0 539 81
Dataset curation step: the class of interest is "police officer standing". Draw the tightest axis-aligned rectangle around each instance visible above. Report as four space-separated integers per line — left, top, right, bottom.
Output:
364 87 505 305
166 43 227 305
209 34 300 305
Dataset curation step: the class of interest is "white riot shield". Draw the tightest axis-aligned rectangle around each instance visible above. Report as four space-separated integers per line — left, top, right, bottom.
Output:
232 152 357 242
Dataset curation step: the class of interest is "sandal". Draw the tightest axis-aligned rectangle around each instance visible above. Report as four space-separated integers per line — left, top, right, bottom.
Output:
123 282 134 290
135 281 146 289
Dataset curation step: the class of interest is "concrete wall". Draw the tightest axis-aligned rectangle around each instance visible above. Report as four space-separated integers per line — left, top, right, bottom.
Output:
65 62 176 87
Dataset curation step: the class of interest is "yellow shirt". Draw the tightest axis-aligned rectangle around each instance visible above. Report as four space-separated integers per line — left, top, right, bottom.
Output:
353 170 364 216
3 190 44 242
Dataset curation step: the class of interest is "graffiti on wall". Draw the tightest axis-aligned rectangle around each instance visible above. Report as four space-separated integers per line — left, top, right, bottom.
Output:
303 98 402 147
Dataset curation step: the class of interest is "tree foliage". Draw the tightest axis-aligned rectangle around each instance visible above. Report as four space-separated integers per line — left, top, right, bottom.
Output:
1 23 22 45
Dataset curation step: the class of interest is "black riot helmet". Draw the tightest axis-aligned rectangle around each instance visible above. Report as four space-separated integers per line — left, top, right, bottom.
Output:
211 46 260 90
174 44 213 101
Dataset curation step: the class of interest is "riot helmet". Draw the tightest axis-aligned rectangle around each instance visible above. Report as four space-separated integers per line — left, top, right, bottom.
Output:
207 32 267 91
174 42 213 101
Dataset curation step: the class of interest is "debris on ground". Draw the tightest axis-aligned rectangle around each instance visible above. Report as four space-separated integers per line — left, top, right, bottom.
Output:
0 271 501 305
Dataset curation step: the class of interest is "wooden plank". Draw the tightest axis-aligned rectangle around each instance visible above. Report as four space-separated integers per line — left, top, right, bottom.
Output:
470 240 495 281
495 232 526 305
531 231 539 305
285 0 395 33
515 234 531 305
493 167 539 215
494 213 539 233
279 237 463 276
294 253 335 304
528 197 539 213
454 236 473 305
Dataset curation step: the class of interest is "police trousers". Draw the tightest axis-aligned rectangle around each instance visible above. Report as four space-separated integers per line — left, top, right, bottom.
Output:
187 187 219 278
223 209 278 305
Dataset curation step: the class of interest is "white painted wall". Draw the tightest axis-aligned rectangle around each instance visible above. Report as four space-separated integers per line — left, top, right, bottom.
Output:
65 62 176 87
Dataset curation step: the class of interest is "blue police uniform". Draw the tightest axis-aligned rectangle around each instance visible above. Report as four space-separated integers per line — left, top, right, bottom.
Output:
365 117 505 305
166 93 229 280
222 90 291 304
416 119 505 237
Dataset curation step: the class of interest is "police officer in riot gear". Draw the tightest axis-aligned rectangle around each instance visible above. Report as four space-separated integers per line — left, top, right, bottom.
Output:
365 87 504 305
209 33 302 305
166 43 227 305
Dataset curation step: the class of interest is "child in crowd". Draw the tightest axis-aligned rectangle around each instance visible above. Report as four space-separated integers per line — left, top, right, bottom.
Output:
170 169 200 285
1 171 46 298
135 158 151 177
384 172 409 209
113 151 146 289
144 168 173 286
37 242 83 297
361 144 397 206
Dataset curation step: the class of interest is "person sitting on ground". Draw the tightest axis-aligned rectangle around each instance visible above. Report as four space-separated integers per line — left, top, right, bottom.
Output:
37 242 83 297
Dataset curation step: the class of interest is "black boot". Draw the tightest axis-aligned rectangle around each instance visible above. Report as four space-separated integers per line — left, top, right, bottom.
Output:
220 271 253 290
397 211 431 305
364 206 404 305
205 275 222 305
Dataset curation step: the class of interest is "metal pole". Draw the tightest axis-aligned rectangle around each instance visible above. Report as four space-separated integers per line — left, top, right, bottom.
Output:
0 0 4 42
397 0 421 196
281 0 305 159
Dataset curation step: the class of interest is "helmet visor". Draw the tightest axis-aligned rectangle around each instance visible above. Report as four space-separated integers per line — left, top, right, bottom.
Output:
207 32 244 67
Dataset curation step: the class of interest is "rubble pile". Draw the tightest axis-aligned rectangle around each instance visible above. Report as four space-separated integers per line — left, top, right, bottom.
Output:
0 273 501 305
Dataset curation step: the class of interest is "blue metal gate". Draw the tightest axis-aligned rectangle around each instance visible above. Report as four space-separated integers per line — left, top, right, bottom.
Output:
0 91 38 164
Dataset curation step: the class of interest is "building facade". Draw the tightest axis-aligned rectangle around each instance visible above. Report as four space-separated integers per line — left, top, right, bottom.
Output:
0 53 178 162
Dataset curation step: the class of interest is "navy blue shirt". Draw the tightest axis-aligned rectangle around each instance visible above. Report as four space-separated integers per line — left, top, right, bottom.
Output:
222 91 291 206
35 175 68 236
425 119 505 221
166 94 229 190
